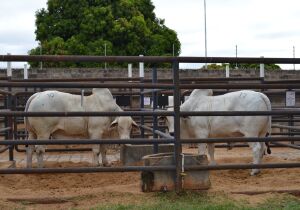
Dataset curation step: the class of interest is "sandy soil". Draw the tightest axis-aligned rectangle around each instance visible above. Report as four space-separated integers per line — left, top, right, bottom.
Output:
0 147 299 209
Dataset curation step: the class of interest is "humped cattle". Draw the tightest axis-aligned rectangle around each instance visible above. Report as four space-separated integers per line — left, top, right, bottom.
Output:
164 89 272 175
25 88 139 168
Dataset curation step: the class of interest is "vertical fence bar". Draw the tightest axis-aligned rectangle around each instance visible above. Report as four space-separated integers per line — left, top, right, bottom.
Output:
225 64 230 78
152 66 158 153
6 57 14 162
260 56 265 78
172 60 183 193
139 55 145 138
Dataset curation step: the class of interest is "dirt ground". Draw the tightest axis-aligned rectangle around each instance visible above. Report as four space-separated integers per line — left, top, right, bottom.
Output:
0 146 299 209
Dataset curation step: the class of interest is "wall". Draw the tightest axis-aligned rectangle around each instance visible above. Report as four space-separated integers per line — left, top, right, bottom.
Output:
1 68 300 80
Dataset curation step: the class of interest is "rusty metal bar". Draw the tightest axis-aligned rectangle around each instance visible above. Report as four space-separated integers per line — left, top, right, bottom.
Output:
0 82 173 89
185 162 300 171
0 162 299 175
140 125 173 139
180 83 300 89
271 142 300 150
2 55 300 64
2 81 300 90
272 124 300 131
0 139 174 145
0 111 174 117
173 61 183 193
1 110 300 118
0 127 11 132
179 136 300 144
10 77 263 83
0 146 9 153
180 110 300 116
0 165 176 174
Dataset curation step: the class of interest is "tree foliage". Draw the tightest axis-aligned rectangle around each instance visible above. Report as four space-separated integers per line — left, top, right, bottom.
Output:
29 0 181 67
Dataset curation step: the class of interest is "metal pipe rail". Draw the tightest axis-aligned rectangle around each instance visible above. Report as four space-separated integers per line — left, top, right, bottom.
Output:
140 125 173 139
2 55 300 64
271 142 300 150
180 83 300 89
180 136 300 144
0 162 299 175
1 110 300 117
9 77 264 83
2 81 300 90
185 163 300 171
0 139 174 146
0 166 176 174
272 124 300 131
0 111 174 117
0 127 11 132
0 82 173 89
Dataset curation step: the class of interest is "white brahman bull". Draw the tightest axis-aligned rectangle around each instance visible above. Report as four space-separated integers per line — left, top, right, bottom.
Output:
164 89 272 175
25 88 139 168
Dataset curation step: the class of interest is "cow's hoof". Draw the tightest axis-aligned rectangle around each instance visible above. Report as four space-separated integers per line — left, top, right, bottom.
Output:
209 161 217 166
102 162 111 167
250 170 261 176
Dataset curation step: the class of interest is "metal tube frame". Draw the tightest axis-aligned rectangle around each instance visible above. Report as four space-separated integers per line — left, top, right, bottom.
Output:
2 55 300 193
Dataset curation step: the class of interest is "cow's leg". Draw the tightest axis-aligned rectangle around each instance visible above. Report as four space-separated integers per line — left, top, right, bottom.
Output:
35 134 49 168
91 144 100 166
248 141 265 176
207 143 216 165
100 144 110 166
198 143 206 155
89 130 104 167
195 130 212 163
26 132 36 168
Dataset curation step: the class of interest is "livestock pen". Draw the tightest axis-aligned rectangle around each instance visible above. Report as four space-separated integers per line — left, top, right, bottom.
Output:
0 55 299 208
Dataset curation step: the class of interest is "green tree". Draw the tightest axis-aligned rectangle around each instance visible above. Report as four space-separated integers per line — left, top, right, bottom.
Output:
29 0 181 67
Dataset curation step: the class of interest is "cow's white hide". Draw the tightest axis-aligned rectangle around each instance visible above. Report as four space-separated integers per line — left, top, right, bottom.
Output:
25 88 138 168
165 89 271 175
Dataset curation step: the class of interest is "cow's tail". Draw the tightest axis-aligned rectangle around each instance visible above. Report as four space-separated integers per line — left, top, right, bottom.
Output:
24 92 40 135
260 93 272 154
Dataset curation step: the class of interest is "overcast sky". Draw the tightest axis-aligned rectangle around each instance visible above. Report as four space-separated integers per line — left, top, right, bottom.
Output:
0 0 299 69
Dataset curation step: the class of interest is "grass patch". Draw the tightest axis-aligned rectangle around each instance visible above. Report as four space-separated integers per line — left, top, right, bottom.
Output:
91 191 300 210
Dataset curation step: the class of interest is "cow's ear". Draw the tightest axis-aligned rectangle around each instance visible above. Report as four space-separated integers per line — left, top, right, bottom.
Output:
158 116 167 122
132 121 140 133
109 118 118 130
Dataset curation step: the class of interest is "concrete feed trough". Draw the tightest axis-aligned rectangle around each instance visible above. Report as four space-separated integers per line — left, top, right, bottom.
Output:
141 153 211 192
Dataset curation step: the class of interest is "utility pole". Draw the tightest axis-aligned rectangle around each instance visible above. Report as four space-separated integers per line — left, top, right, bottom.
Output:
235 45 238 69
204 0 207 69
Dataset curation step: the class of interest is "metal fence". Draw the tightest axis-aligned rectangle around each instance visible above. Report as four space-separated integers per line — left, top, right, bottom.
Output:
1 55 300 192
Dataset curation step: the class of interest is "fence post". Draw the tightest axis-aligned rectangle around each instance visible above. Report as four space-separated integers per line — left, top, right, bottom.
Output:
152 66 158 153
172 60 183 193
225 64 230 78
139 55 145 138
6 53 14 163
24 64 28 79
260 56 265 78
128 64 132 78
7 53 12 78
